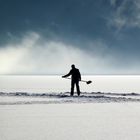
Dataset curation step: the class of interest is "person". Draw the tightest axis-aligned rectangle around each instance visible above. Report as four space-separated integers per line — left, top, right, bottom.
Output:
62 64 81 96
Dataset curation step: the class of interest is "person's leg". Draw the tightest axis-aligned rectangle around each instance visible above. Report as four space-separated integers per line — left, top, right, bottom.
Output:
76 81 80 96
71 80 75 96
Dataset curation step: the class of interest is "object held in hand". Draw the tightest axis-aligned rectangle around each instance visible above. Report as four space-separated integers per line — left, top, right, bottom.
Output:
63 77 92 85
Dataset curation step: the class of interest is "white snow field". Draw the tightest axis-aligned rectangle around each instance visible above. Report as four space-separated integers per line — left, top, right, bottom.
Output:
1 75 140 140
0 103 140 140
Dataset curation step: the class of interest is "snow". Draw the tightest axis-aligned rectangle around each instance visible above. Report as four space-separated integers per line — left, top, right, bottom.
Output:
0 92 140 105
0 103 140 140
1 75 140 140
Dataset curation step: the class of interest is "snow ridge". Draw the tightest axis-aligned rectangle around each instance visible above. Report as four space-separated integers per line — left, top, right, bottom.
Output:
0 92 140 105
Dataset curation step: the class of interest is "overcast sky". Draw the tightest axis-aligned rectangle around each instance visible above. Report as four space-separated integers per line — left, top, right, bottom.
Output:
0 0 140 75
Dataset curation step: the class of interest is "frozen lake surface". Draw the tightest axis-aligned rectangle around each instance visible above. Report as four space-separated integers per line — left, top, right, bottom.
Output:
1 75 140 104
0 92 140 105
0 103 140 140
1 75 140 140
1 75 140 93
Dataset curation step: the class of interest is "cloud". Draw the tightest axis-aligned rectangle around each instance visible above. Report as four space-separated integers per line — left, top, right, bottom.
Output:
110 0 117 6
0 32 39 74
0 32 112 74
109 0 140 30
0 32 140 75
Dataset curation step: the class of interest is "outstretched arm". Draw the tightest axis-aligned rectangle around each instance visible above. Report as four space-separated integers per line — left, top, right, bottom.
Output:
62 70 72 78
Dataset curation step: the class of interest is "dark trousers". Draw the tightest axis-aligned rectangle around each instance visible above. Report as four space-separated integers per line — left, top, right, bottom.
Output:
71 80 80 96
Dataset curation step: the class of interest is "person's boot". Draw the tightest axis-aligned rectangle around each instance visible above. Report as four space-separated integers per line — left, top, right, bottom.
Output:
70 92 74 96
77 92 80 96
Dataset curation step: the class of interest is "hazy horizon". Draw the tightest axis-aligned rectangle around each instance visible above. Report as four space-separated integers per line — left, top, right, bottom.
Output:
1 75 140 93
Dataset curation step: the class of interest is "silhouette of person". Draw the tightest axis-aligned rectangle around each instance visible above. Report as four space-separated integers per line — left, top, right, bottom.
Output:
62 64 81 96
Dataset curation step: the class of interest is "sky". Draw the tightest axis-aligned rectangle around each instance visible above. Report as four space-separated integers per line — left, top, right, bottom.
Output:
0 0 140 75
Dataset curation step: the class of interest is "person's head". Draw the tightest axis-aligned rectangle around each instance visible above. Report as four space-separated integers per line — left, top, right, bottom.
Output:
71 64 75 69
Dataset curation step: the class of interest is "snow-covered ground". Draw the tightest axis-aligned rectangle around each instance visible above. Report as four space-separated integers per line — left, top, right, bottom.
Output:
1 75 140 93
1 75 140 140
0 92 140 105
0 103 140 140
